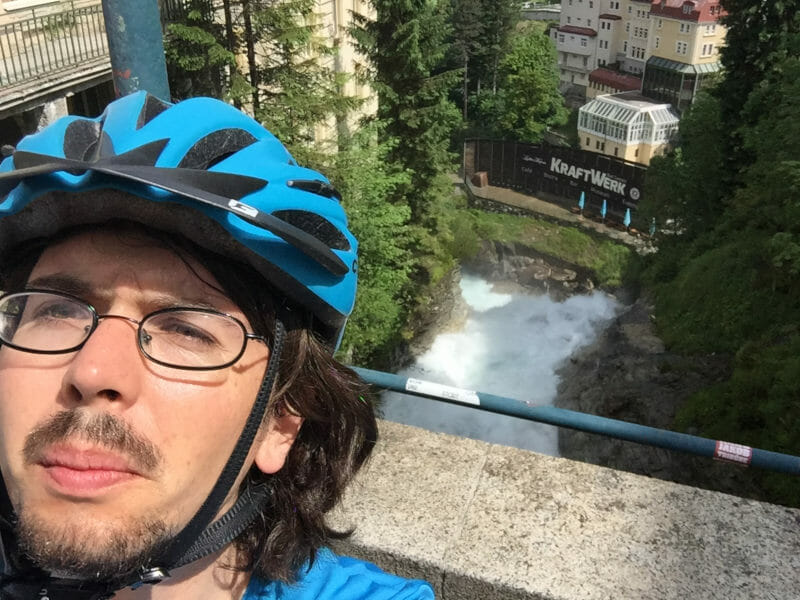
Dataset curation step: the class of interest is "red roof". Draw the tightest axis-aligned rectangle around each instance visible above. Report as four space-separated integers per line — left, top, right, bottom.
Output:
557 25 598 37
599 13 622 20
589 68 642 91
649 0 727 23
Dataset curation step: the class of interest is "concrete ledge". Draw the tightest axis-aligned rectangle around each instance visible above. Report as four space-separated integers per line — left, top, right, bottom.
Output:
331 420 800 599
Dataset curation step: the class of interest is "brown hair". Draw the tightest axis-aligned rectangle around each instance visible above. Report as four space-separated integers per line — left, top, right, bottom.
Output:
0 220 378 583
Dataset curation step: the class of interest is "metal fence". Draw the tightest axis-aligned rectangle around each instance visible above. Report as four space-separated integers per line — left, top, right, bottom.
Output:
0 2 108 88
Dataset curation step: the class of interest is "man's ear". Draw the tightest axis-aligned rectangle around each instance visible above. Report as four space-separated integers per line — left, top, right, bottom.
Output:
253 411 304 474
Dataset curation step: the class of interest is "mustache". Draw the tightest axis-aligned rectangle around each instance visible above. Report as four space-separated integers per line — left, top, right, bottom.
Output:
23 410 162 473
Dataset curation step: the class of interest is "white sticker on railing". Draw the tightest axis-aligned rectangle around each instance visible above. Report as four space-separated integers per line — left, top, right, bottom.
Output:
405 379 480 406
714 441 753 465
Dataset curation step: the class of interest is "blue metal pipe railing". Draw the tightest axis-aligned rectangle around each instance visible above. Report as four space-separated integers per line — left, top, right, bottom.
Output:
353 367 800 476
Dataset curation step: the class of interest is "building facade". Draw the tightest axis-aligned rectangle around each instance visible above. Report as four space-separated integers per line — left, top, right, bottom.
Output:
553 0 726 108
577 91 679 165
642 0 726 112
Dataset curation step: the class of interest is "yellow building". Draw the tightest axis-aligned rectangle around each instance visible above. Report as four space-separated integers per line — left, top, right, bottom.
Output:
578 91 679 165
642 0 726 112
313 0 376 146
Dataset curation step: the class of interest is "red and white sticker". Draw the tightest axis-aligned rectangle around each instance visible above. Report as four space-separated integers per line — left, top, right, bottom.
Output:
714 441 753 466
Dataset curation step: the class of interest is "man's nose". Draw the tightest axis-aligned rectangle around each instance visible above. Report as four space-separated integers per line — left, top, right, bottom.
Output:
60 316 144 407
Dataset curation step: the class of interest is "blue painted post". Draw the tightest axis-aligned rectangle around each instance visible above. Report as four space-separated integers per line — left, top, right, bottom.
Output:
101 0 170 99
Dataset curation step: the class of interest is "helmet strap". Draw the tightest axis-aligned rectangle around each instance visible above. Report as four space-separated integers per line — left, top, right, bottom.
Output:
139 317 287 579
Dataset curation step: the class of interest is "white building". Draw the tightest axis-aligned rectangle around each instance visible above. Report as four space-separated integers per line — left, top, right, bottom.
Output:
577 91 679 164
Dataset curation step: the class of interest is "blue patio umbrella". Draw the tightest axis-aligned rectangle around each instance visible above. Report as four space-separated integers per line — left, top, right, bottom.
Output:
623 208 631 229
578 191 585 212
601 198 607 222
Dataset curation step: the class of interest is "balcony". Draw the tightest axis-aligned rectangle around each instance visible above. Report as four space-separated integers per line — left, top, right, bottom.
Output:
0 0 111 118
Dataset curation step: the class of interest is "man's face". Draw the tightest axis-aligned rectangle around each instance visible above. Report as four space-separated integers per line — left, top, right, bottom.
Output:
0 229 273 577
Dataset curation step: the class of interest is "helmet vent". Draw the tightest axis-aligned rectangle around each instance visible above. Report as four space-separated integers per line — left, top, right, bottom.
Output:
178 129 258 170
63 120 115 161
272 210 351 251
136 95 170 130
286 179 342 202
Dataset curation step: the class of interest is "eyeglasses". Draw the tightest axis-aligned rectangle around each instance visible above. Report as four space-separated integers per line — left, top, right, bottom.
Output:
0 290 267 371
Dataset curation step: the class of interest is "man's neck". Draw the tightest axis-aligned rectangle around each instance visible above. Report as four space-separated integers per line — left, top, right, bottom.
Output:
112 549 250 600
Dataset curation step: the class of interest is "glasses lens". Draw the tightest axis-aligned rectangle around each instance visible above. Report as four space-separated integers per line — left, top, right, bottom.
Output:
0 292 94 352
140 309 246 369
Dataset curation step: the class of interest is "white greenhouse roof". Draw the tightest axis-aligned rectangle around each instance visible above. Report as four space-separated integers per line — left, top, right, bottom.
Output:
580 92 679 126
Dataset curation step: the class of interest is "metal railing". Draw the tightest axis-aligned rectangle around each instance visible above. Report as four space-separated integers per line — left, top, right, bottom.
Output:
0 2 108 88
354 367 800 476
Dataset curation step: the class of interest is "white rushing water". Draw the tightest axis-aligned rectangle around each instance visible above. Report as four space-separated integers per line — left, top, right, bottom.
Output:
380 274 619 455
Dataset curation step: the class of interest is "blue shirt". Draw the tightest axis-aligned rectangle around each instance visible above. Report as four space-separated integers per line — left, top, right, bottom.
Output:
242 549 434 600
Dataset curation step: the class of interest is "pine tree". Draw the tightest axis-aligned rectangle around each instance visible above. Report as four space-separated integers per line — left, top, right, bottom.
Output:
163 0 237 100
449 0 484 119
351 0 461 225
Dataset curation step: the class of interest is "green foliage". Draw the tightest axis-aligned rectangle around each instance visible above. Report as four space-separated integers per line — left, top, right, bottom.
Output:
468 26 567 143
351 0 462 225
444 209 635 287
329 128 415 365
249 0 360 151
638 90 727 242
675 334 800 506
164 1 235 99
643 45 800 505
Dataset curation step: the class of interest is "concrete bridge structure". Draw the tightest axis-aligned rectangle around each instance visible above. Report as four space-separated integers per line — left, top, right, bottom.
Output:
332 420 800 600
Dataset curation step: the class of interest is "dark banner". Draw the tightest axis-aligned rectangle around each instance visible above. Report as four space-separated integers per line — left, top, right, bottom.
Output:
464 139 646 219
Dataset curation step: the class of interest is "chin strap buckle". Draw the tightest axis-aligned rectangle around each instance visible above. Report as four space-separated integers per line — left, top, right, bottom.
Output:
130 567 170 589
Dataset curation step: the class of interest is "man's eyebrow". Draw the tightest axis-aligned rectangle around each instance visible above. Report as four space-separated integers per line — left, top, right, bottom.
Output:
26 274 95 298
147 293 221 311
26 276 224 311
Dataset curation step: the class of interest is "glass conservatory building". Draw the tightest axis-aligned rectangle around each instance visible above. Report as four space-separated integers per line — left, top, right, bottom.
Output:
577 92 679 165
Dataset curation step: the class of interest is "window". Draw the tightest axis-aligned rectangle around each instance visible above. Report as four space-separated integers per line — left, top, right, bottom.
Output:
655 37 660 48
683 2 692 14
586 137 590 146
614 147 619 156
676 41 688 54
679 23 692 33
559 34 565 42
589 0 593 6
567 16 571 23
626 23 630 32
705 24 717 35
623 41 628 52
628 5 632 13
587 19 592 26
701 43 714 56
657 18 663 28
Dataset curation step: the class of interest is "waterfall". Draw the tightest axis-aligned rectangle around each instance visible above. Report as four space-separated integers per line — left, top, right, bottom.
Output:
380 274 619 455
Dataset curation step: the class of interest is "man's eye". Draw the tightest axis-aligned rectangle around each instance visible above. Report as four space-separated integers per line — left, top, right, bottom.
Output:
155 319 217 345
33 301 84 320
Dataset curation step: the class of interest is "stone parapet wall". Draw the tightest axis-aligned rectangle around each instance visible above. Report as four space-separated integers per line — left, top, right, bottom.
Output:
331 420 800 599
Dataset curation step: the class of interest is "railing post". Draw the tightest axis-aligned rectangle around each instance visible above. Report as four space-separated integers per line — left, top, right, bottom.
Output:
100 0 170 99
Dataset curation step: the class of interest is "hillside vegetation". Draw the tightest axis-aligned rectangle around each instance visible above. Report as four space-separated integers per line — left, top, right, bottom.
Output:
636 2 800 506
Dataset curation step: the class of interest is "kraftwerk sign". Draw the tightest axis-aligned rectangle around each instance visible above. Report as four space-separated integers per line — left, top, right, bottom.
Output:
465 139 646 215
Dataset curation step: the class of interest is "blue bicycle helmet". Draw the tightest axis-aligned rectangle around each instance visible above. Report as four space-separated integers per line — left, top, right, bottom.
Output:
0 91 358 348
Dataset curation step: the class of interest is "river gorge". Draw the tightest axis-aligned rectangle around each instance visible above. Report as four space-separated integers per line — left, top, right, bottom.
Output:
380 241 769 503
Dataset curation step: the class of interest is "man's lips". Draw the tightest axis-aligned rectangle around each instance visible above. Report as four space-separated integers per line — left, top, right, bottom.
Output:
37 445 144 495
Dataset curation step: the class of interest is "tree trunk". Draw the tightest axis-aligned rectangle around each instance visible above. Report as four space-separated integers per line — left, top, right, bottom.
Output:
242 0 259 114
222 0 240 109
463 52 469 120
